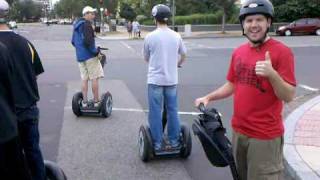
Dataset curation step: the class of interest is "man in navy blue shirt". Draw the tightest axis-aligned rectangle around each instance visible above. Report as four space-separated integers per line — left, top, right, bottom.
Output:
0 41 32 180
0 1 45 179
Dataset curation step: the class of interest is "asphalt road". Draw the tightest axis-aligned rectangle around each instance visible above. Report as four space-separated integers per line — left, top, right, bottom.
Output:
16 24 320 180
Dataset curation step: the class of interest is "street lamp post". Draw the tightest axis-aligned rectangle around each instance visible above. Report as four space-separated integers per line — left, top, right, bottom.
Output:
100 8 104 33
172 0 175 26
172 0 176 31
43 1 49 24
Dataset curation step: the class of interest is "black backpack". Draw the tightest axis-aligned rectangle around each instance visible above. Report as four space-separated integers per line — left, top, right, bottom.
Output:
192 106 239 180
193 108 233 167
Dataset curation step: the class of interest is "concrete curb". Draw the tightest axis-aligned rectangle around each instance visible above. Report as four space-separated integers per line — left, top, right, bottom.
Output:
284 95 320 180
97 31 279 40
97 34 244 41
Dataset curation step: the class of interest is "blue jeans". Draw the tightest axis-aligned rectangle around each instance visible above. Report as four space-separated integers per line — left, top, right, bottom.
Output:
17 105 46 180
148 84 181 149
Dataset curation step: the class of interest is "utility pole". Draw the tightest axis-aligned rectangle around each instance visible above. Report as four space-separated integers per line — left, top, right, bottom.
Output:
172 0 175 31
43 0 49 22
99 0 104 33
100 8 104 32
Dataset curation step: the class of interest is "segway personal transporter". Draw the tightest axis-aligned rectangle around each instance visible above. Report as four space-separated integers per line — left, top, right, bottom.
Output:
72 47 112 118
138 102 192 162
192 103 240 180
44 160 67 180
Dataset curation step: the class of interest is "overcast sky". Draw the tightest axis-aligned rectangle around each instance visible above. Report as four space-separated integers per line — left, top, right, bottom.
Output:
51 0 59 5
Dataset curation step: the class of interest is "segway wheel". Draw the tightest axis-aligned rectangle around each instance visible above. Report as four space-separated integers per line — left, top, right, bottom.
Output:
101 92 112 118
44 160 67 180
138 125 152 162
72 92 83 116
180 124 192 158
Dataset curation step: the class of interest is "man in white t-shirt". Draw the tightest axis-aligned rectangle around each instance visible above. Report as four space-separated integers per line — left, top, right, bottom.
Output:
132 20 140 38
143 4 187 152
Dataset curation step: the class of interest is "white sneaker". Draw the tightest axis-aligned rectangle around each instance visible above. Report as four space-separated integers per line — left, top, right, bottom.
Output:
82 101 88 108
94 101 100 108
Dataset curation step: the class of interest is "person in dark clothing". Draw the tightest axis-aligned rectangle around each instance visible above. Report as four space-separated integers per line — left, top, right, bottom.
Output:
0 41 32 180
0 1 46 179
72 6 104 108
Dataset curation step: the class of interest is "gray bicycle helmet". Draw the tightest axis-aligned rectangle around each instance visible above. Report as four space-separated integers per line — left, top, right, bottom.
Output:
239 0 274 23
0 0 9 23
151 4 171 22
239 0 274 44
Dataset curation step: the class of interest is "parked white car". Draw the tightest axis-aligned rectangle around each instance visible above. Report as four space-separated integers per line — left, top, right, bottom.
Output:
8 21 17 29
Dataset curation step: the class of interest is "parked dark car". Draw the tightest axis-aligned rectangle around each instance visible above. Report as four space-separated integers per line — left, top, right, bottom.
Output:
276 18 320 36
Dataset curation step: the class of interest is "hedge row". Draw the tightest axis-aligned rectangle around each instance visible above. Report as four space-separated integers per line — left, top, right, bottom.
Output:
142 11 224 25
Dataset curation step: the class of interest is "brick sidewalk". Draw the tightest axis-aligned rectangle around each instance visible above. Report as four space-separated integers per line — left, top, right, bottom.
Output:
294 105 320 146
284 93 320 180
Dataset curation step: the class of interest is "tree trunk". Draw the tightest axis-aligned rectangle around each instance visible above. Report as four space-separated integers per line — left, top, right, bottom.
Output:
221 8 226 33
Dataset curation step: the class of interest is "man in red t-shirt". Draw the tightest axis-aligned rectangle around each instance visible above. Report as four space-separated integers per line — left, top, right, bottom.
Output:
195 0 296 179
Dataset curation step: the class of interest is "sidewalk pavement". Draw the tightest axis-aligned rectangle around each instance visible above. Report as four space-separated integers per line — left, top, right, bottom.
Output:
284 94 320 180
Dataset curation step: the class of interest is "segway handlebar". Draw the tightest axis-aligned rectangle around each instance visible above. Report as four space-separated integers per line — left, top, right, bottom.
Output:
198 103 206 112
198 103 222 122
99 47 109 51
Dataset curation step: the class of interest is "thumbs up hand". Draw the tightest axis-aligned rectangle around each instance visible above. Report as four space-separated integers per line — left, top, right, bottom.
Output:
255 51 275 78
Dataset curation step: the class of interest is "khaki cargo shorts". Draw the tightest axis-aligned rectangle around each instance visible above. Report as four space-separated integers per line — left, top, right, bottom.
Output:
232 131 284 180
78 56 104 80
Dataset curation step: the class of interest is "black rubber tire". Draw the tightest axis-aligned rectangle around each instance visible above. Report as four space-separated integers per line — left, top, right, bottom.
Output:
180 124 192 158
44 160 67 180
72 92 82 117
99 53 106 68
138 125 153 162
101 92 112 118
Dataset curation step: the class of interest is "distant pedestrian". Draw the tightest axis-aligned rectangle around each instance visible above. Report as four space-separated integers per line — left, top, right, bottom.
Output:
126 21 133 38
132 20 140 38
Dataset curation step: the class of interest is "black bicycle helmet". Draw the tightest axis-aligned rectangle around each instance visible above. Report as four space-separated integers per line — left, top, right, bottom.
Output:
151 4 171 22
239 0 274 23
0 0 9 23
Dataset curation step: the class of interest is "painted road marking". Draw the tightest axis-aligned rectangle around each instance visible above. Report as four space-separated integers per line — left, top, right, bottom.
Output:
65 106 201 116
298 84 319 92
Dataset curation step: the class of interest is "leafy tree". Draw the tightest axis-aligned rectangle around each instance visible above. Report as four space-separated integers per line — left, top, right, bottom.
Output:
174 0 215 16
53 0 118 19
199 0 237 32
271 0 320 22
54 0 86 18
8 0 42 22
119 2 137 21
